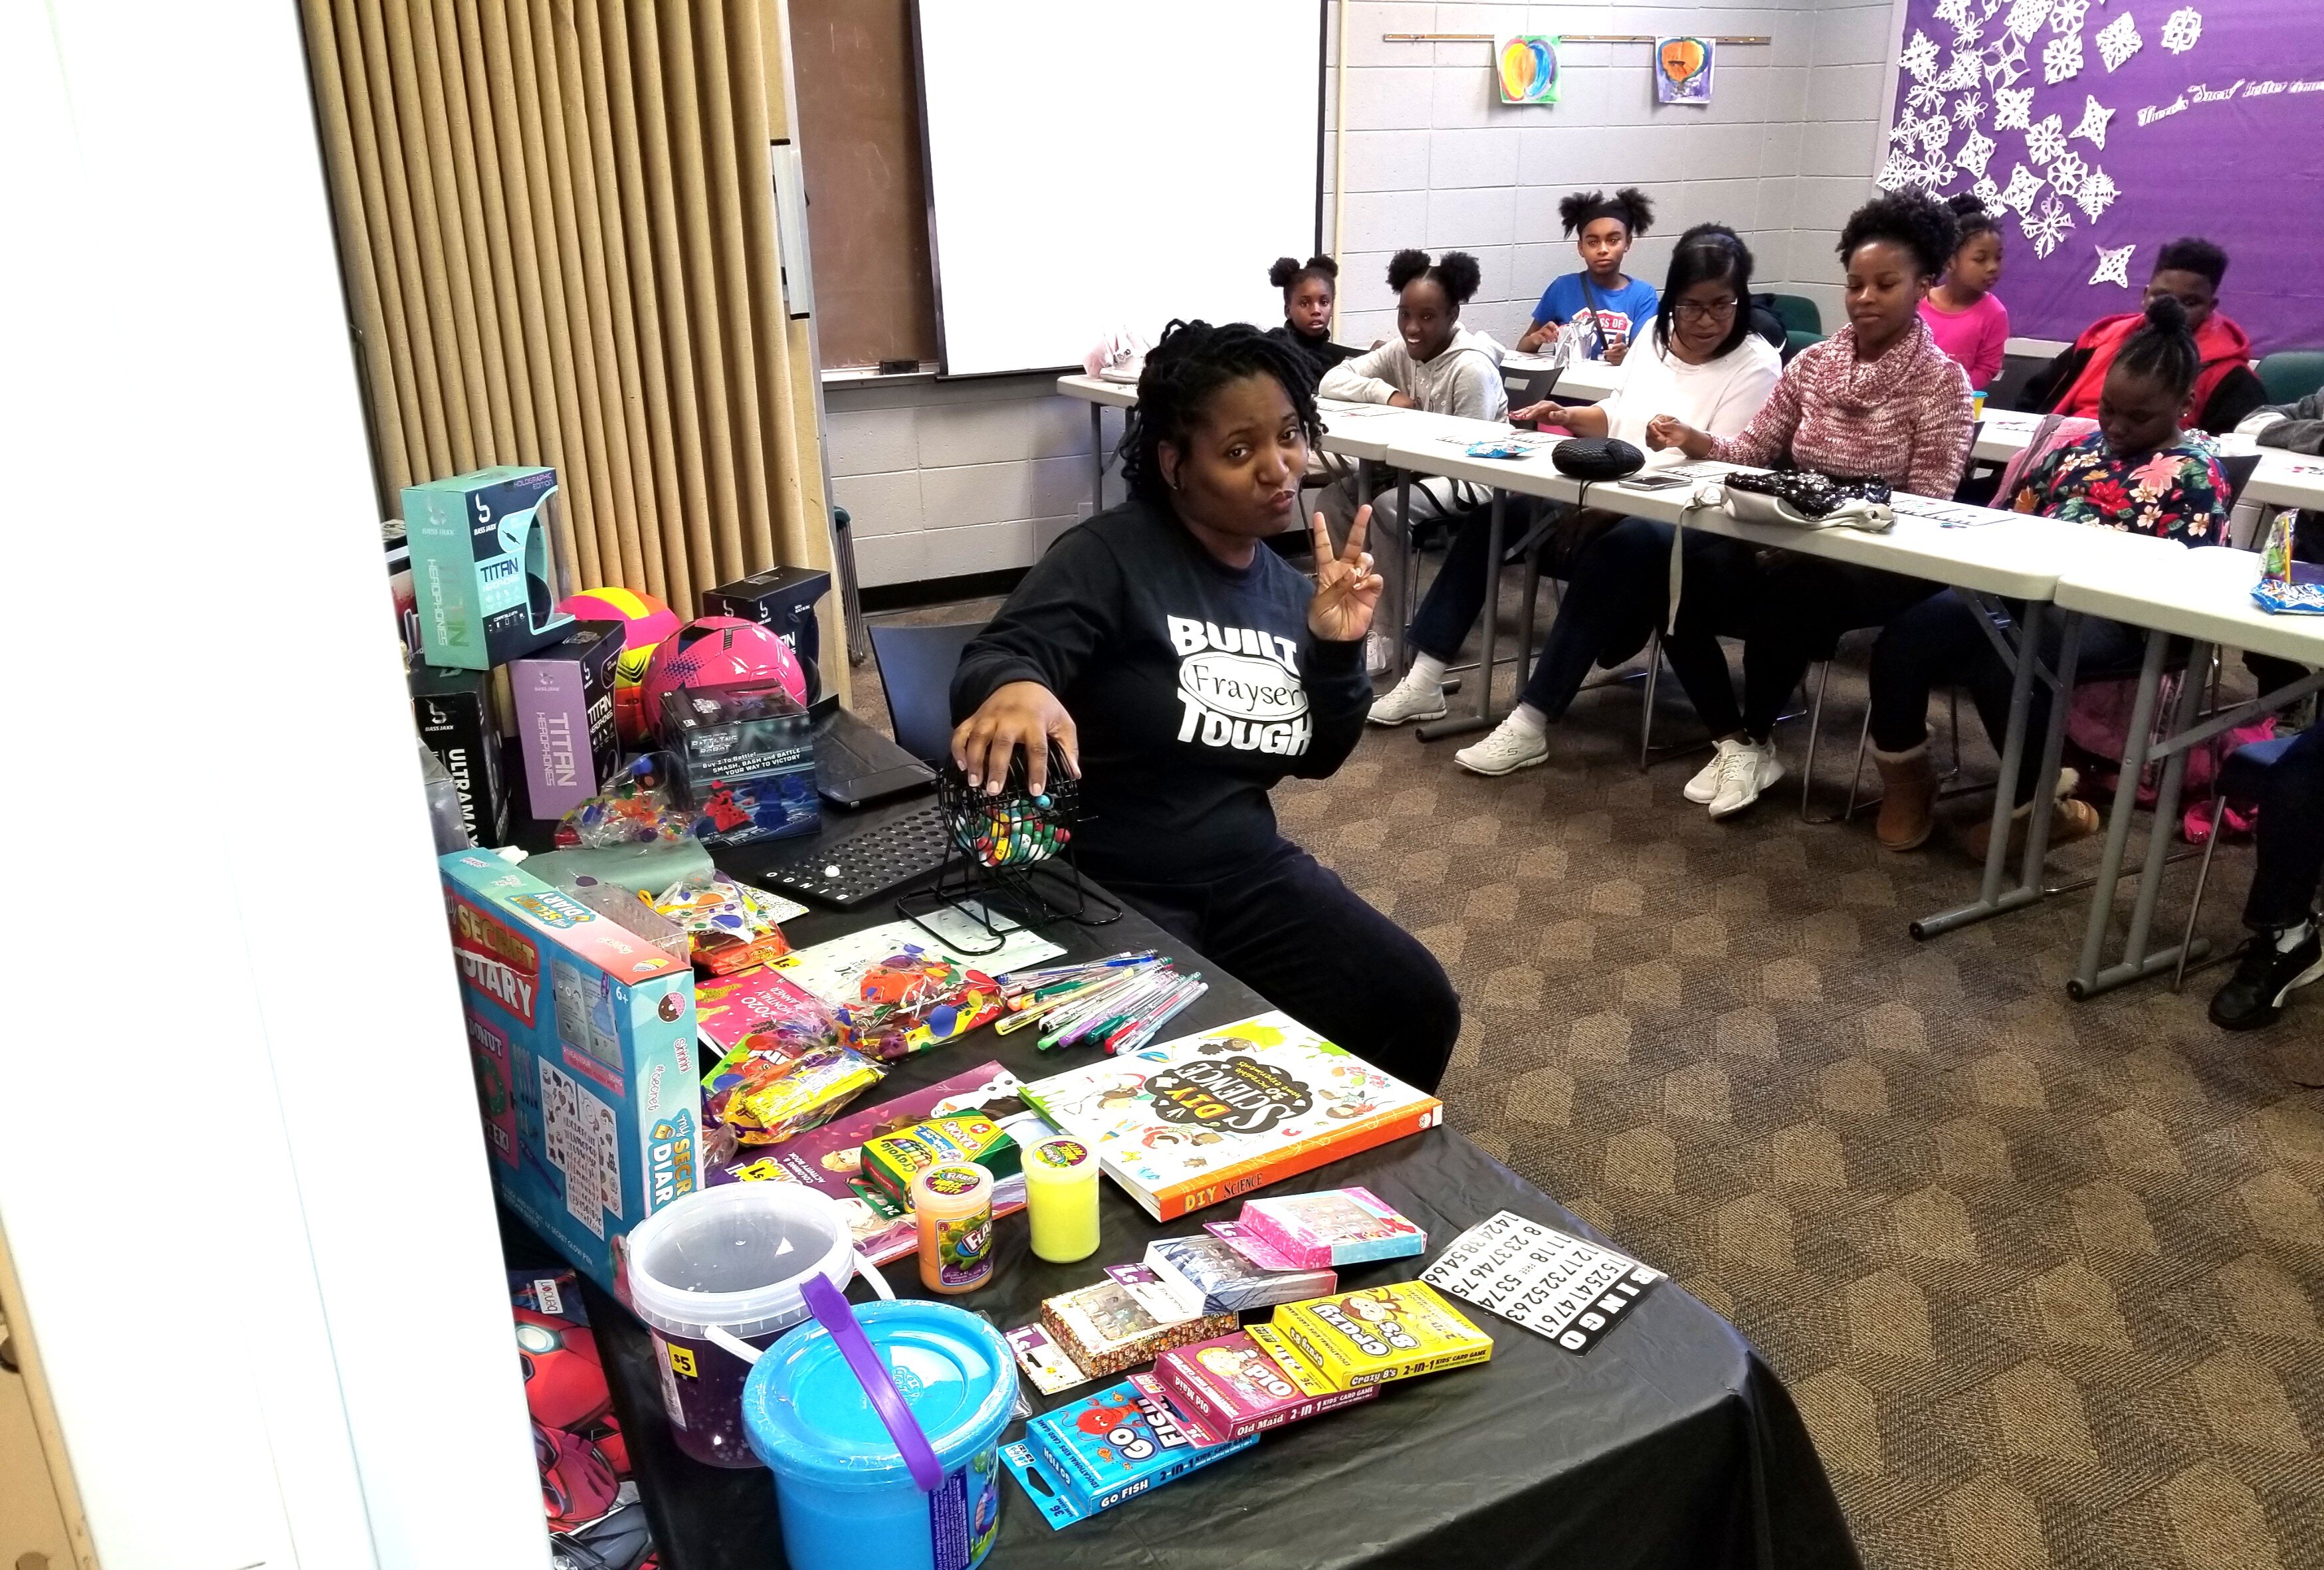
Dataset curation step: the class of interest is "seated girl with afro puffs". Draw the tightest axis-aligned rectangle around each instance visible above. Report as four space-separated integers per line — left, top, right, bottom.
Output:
1517 187 1658 365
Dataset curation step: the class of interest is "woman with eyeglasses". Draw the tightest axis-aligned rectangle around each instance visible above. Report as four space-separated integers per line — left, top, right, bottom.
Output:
1372 226 1783 773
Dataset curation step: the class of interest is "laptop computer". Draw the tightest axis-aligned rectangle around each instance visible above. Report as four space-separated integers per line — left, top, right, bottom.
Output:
813 706 934 809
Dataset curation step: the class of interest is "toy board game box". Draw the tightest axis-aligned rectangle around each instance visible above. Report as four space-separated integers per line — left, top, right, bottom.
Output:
1235 1186 1427 1270
404 466 575 668
1019 1012 1444 1220
412 662 512 846
1001 1375 1256 1529
705 1062 1047 1264
443 850 700 1296
512 621 625 821
1267 1282 1493 1391
659 686 819 845
1150 1328 1379 1444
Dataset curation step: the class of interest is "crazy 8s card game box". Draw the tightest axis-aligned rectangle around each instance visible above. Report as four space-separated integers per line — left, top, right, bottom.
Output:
441 850 701 1294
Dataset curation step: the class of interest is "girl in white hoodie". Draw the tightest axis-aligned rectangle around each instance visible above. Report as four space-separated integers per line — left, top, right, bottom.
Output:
1316 250 1508 667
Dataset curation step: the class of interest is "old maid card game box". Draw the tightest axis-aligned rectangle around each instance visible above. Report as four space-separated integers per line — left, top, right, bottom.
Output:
441 850 700 1294
1002 1375 1256 1528
1151 1328 1379 1444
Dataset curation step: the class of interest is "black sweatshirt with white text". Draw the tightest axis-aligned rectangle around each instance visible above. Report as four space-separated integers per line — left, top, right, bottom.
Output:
950 498 1372 883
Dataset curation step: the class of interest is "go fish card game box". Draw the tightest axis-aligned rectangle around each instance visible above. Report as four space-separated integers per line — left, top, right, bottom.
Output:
441 850 701 1295
1001 1375 1257 1529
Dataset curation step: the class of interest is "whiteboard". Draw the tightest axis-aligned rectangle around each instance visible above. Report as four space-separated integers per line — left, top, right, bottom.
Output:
916 0 1324 376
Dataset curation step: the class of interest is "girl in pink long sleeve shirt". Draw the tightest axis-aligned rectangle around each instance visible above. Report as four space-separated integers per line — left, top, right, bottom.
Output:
1919 194 2010 389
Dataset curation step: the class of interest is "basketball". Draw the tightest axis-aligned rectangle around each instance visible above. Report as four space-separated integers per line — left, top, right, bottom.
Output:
640 616 807 736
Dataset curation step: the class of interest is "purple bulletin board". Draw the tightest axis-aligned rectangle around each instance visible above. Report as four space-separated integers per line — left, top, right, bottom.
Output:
1882 0 2324 352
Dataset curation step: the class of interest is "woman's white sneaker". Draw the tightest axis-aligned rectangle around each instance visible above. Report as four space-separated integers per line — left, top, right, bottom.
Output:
1684 739 1743 804
1707 737 1784 818
1368 667 1449 725
1455 717 1551 776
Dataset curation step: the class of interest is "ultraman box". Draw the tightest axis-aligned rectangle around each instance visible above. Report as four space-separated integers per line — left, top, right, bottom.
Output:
441 850 700 1296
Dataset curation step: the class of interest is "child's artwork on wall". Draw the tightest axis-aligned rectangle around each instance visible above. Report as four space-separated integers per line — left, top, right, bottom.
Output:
1496 35 1560 104
1655 37 1715 104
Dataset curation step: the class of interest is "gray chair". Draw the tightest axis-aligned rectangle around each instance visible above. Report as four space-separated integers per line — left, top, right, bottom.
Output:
867 621 984 765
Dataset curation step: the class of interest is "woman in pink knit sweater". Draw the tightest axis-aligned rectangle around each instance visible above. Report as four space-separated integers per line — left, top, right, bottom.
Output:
1643 189 1974 817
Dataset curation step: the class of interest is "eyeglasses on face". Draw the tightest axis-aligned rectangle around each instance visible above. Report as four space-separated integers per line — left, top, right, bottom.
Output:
1675 296 1739 322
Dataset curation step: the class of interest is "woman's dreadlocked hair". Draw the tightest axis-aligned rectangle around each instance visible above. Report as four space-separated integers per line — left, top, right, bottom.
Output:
1118 320 1320 502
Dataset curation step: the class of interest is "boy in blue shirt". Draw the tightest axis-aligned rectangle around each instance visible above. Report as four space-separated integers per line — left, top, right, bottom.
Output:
1517 187 1658 364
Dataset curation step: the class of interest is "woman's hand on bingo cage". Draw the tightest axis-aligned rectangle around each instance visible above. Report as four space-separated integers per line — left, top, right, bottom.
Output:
950 681 1081 796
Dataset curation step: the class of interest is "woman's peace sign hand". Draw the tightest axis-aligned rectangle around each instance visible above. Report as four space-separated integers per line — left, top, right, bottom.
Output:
1309 505 1386 644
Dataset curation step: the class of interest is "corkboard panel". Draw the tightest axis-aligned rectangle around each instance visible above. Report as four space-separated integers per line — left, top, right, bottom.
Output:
790 0 939 368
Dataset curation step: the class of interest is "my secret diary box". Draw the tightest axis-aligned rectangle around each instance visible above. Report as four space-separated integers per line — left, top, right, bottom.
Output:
441 850 700 1295
404 466 575 669
512 621 625 821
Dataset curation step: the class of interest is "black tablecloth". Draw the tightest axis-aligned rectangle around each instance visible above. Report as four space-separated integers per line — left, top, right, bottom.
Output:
503 790 1859 1570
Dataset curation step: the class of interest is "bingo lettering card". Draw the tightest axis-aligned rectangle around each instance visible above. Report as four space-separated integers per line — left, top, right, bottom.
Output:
1422 1211 1663 1354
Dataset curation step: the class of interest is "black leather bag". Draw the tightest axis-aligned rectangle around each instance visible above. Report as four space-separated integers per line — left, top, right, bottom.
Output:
1551 437 1645 481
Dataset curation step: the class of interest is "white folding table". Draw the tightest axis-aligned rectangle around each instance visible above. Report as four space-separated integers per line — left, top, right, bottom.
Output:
2050 545 2324 998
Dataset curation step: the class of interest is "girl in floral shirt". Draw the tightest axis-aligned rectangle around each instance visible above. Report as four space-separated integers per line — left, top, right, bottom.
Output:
1862 296 2230 855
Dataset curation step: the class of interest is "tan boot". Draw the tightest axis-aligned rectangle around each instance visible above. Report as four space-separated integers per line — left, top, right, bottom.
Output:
1965 796 2102 862
1872 743 1938 851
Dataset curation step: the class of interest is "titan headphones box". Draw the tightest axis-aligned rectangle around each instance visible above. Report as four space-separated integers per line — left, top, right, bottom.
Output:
404 466 576 670
511 621 626 821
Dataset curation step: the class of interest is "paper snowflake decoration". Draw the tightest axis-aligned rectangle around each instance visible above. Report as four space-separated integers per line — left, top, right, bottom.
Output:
2026 113 2068 164
2004 0 2054 40
1953 15 1986 48
2074 165 2119 219
1994 84 2036 130
1924 151 1958 187
1940 50 1984 90
2161 6 2201 52
1955 92 1986 128
1876 147 1923 193
2043 29 2083 82
1901 29 1941 80
1909 80 1949 116
1986 34 2028 87
1935 0 1976 27
2096 11 2141 70
1974 174 2006 213
2022 195 2075 259
1919 114 1955 156
1956 128 1998 178
2071 94 2114 149
2050 0 2090 33
1891 115 1921 146
2047 149 2089 197
2090 243 2137 288
2000 162 2046 213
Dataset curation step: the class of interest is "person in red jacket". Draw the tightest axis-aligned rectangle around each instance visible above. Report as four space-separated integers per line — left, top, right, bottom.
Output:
2020 237 2266 435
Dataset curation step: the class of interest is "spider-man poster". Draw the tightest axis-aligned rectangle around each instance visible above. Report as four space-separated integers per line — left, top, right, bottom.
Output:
511 1270 659 1570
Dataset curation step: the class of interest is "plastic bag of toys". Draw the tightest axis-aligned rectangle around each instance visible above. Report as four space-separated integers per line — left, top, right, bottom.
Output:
648 870 801 975
833 950 1006 1062
701 1036 883 1149
554 756 704 848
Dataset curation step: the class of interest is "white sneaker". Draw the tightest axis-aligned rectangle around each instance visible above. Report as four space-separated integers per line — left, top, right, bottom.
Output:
1707 737 1784 819
1455 717 1551 776
1683 739 1741 804
1368 667 1449 726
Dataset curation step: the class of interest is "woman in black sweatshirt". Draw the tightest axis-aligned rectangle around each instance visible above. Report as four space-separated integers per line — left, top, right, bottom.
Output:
950 320 1459 1092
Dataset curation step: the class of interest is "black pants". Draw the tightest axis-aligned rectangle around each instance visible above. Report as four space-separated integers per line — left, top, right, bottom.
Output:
1099 840 1461 1094
2247 723 2324 929
1471 516 1762 732
1741 561 1943 739
1869 592 2149 806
